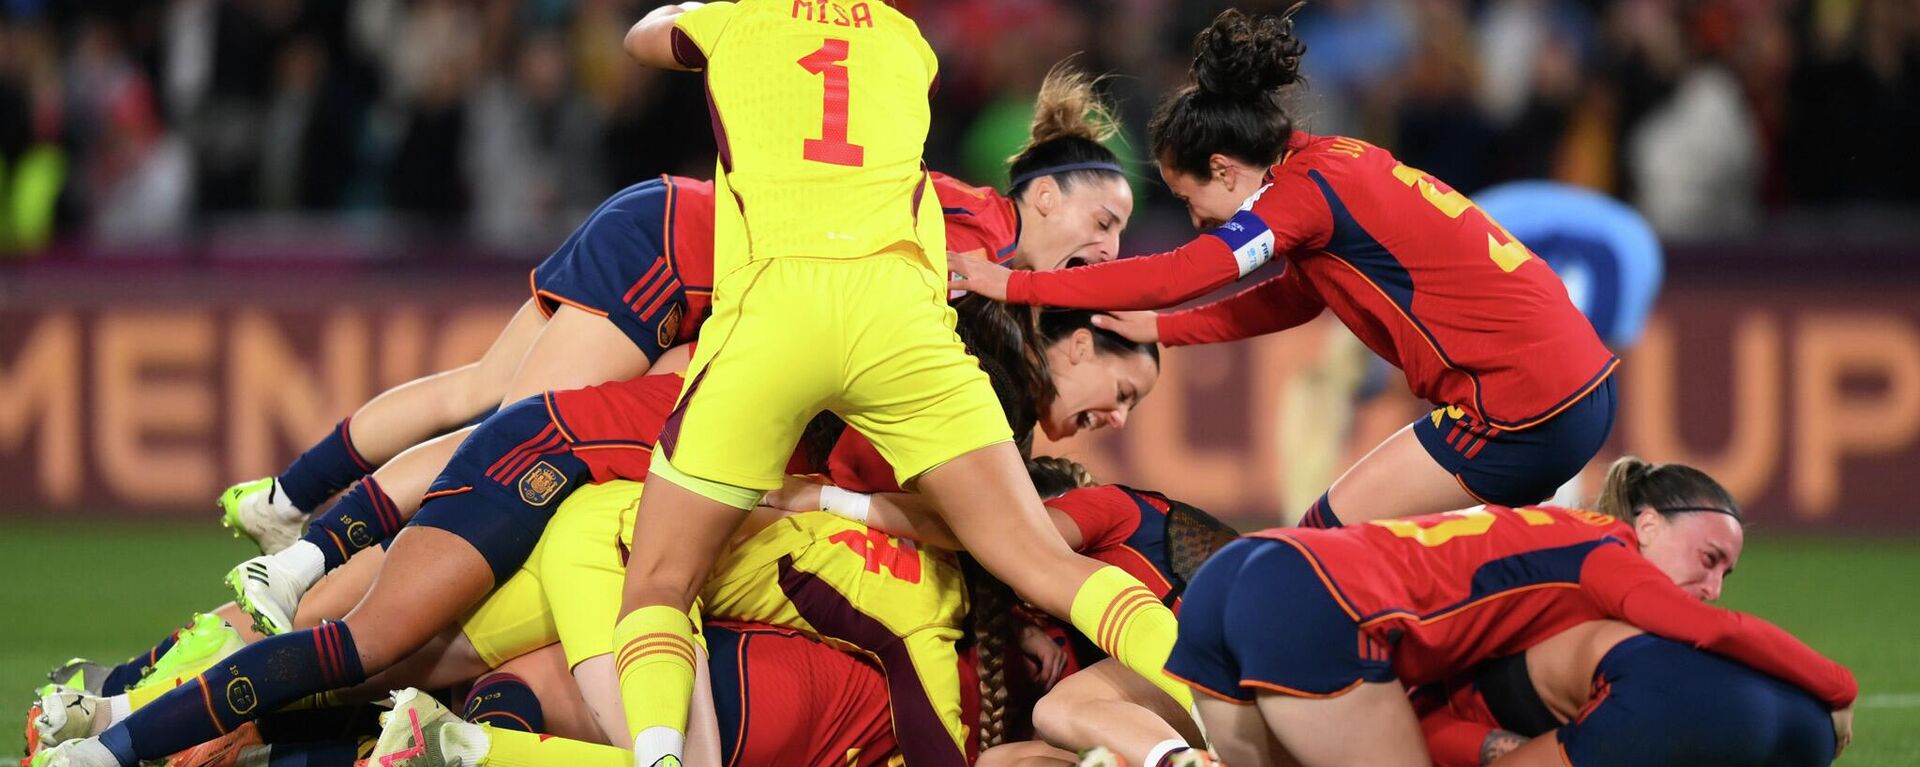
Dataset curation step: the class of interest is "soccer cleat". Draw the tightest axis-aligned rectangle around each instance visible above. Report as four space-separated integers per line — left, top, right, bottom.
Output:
226 556 305 636
218 478 305 555
165 722 263 767
29 689 97 749
131 614 246 695
1077 747 1125 767
43 660 109 698
26 739 116 767
372 688 467 767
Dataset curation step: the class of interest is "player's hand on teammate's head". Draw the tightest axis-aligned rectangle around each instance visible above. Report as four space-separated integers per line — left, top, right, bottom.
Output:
1089 310 1159 344
1831 706 1854 758
949 252 1013 302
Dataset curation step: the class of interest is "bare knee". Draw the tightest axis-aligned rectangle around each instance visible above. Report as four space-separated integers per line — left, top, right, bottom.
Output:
1030 686 1084 746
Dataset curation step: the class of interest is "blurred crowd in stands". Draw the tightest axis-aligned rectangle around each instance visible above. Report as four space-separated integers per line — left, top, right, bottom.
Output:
1 0 1916 256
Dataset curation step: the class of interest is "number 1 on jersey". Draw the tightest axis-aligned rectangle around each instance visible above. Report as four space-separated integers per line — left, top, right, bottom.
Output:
799 39 865 167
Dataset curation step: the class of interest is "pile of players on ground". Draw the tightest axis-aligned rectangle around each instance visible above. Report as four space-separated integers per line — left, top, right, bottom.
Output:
25 4 1855 767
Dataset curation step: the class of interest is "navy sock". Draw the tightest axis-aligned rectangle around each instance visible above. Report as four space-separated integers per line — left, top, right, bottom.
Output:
462 673 545 733
109 621 366 763
279 418 376 512
299 478 405 571
265 739 361 767
1300 492 1343 529
100 623 185 696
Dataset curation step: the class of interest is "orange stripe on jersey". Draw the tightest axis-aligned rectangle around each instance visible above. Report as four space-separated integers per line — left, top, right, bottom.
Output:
1270 536 1363 622
1243 677 1367 699
1163 669 1252 705
1453 474 1494 506
528 270 551 318
1509 358 1619 431
543 393 577 444
1556 739 1577 767
660 174 678 274
421 486 473 502
1106 546 1175 600
533 290 612 319
1357 582 1584 631
198 679 228 735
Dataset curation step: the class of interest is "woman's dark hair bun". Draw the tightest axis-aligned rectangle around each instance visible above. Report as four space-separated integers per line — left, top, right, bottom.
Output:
1192 5 1308 100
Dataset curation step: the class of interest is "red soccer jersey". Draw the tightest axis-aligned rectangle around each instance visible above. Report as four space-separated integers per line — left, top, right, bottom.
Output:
661 176 718 346
1252 506 1856 708
708 622 898 767
544 372 684 484
930 171 1022 263
1046 485 1183 609
1006 133 1617 429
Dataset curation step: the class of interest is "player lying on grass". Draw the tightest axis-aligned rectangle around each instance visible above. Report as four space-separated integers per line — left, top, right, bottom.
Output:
952 7 1619 529
1166 456 1857 766
215 60 1137 558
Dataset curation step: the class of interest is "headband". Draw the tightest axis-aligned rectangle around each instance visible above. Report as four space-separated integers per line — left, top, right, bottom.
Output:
1652 505 1742 519
1009 161 1127 190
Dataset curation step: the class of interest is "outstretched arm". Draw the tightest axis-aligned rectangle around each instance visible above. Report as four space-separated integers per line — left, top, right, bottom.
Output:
762 477 1084 550
1580 544 1859 709
1154 266 1326 346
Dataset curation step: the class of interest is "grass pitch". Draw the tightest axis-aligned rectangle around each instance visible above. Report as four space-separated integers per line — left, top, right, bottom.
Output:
1 518 1914 764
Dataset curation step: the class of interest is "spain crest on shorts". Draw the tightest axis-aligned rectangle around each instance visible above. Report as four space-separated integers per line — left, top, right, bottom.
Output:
658 303 684 350
519 461 569 506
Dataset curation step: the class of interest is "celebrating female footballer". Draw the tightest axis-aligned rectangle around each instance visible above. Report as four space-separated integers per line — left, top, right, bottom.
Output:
953 7 1617 529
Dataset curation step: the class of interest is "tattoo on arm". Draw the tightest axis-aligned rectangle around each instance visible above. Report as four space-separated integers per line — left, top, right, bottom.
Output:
1481 729 1530 765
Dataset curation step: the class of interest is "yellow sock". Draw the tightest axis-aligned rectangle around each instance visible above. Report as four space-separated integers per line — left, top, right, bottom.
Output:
1068 566 1193 708
612 605 699 757
480 725 630 767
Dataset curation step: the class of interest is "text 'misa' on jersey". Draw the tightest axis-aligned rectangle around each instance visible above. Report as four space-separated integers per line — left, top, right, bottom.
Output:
670 1 946 270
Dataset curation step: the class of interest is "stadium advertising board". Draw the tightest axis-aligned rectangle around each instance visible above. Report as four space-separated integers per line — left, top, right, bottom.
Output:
2 268 1917 531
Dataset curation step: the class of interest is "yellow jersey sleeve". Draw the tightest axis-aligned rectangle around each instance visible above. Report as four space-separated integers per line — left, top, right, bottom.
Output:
692 0 945 266
669 2 736 68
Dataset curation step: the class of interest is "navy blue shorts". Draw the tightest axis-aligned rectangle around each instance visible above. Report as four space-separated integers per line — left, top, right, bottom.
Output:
1166 537 1393 702
1414 377 1615 506
413 395 591 584
1560 634 1836 767
530 178 690 360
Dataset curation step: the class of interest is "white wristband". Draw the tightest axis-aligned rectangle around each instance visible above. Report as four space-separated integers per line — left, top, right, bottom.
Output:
818 485 872 525
1143 739 1193 767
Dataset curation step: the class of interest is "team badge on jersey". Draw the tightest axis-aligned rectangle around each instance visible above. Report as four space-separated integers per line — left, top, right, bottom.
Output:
658 303 684 350
225 676 258 715
1213 205 1276 277
518 461 570 506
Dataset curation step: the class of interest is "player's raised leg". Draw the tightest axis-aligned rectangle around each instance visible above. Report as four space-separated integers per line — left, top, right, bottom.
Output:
217 300 546 549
